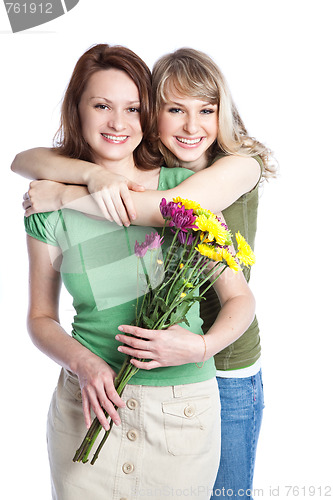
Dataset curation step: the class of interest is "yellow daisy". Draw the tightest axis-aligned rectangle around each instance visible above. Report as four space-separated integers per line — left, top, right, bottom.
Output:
219 248 240 273
195 215 232 246
196 243 222 261
172 197 202 212
235 232 256 267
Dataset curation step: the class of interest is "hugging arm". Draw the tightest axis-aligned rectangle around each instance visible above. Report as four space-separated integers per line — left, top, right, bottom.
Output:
26 235 126 430
12 148 260 226
12 148 145 225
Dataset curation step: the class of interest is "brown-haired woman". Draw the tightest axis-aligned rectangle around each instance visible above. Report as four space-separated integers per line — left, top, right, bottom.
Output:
18 44 255 500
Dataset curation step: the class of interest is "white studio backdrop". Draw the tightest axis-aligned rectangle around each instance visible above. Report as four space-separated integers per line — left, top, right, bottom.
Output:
1 1 332 498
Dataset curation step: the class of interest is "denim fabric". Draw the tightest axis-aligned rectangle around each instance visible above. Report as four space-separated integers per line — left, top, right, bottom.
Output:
211 370 264 499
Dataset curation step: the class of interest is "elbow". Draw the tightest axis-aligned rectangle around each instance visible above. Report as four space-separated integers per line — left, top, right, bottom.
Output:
10 153 22 173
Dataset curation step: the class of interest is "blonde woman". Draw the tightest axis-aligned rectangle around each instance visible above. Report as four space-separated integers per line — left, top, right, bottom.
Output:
12 48 275 500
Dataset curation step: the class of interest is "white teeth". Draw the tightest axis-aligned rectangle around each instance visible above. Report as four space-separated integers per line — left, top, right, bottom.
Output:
177 137 202 145
102 134 127 142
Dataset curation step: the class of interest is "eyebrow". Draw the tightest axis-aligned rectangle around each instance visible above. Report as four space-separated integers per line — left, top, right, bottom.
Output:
165 100 216 107
90 96 141 105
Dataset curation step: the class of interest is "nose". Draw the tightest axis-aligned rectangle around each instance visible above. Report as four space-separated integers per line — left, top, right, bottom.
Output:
183 112 199 135
107 109 125 132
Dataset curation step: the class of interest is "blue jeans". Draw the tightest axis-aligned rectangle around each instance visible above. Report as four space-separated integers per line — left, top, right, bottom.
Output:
211 370 264 499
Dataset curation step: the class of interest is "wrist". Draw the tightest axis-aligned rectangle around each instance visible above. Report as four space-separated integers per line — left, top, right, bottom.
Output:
60 184 75 207
81 163 104 186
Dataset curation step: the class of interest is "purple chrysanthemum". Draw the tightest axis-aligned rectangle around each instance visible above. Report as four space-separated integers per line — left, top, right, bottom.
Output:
135 232 164 257
134 240 148 258
177 231 196 245
159 198 181 219
145 232 164 249
169 206 198 233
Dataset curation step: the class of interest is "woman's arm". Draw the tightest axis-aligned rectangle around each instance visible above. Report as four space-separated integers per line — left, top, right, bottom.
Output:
115 263 255 370
17 149 260 226
132 155 261 226
13 148 145 225
26 235 126 429
76 154 261 225
23 180 112 221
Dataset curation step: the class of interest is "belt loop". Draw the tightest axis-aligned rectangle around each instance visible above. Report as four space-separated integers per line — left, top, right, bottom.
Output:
172 385 183 398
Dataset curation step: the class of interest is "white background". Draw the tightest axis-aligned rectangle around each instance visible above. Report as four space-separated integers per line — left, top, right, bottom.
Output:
1 1 332 498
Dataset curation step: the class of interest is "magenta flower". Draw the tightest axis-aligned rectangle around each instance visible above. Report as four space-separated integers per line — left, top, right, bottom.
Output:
135 232 164 257
159 198 181 219
177 231 196 245
145 232 164 249
169 206 198 233
134 240 148 258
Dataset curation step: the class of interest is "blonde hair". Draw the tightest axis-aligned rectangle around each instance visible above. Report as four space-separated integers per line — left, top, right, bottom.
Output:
152 48 277 179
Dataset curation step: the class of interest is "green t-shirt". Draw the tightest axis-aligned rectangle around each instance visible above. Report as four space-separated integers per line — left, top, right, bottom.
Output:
25 167 216 386
200 156 263 370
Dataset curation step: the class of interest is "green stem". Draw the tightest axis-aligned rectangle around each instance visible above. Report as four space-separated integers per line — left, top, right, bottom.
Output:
73 356 137 464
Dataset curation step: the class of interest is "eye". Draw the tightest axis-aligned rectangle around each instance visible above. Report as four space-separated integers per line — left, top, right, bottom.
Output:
94 104 109 110
128 107 141 113
200 108 215 115
168 108 183 114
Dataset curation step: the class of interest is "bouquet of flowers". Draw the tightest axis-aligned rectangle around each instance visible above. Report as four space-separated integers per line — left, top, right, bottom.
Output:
73 197 255 464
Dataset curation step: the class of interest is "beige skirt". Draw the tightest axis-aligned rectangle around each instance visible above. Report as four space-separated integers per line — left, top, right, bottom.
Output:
47 369 221 500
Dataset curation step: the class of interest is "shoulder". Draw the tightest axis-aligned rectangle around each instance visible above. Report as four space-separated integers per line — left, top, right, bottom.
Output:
211 154 261 173
24 211 60 246
159 166 194 189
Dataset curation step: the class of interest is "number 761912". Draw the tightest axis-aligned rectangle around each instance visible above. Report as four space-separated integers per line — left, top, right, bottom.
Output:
5 3 53 14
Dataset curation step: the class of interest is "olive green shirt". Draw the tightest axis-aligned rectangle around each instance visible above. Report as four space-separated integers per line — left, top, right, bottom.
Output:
200 156 263 370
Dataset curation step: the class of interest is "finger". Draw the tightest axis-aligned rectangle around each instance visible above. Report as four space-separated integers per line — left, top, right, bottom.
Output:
130 359 161 370
120 186 137 222
22 200 32 210
85 389 111 431
25 207 37 217
92 193 113 222
82 392 92 429
100 192 123 226
115 333 152 348
105 189 131 227
117 324 154 339
127 181 145 192
23 191 30 201
117 345 153 359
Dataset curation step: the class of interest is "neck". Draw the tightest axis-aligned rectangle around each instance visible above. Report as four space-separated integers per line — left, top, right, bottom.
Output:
178 155 209 173
93 155 137 177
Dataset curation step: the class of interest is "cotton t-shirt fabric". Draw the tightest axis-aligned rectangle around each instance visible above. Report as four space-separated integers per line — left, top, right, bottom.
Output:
200 156 263 370
25 166 216 386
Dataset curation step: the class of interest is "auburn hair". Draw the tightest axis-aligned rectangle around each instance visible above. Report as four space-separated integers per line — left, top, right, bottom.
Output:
54 44 161 170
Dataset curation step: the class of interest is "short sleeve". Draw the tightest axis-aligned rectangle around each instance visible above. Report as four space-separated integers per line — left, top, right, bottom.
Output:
24 211 60 246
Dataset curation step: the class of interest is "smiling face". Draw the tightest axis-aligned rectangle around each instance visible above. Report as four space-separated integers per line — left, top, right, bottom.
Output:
78 68 143 169
157 89 218 172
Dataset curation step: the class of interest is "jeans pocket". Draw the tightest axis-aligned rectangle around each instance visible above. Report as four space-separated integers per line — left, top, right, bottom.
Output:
162 395 212 456
63 371 83 402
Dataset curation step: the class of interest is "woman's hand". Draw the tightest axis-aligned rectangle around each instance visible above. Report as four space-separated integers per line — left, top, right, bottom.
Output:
23 180 67 216
75 353 126 430
115 324 206 370
84 167 145 226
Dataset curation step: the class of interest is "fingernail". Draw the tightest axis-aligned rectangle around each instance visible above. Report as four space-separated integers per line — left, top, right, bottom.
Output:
118 347 123 352
131 214 136 220
118 326 123 331
115 335 120 340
